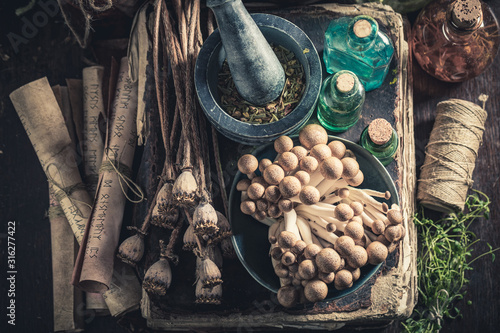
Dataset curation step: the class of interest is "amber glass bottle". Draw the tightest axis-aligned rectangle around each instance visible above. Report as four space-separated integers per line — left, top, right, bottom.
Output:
412 0 499 82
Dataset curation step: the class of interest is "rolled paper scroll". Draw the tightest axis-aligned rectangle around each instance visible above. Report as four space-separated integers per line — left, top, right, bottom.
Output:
49 189 85 332
66 79 85 160
83 66 106 195
10 77 141 316
74 57 141 293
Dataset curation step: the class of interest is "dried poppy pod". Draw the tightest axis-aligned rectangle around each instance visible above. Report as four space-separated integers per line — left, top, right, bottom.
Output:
156 182 174 213
195 279 222 305
152 184 180 229
197 246 224 270
182 224 198 252
172 168 198 206
193 202 219 236
117 231 145 267
211 211 232 243
143 241 172 296
197 257 223 288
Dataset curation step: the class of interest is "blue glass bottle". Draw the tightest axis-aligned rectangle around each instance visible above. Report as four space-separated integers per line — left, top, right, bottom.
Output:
317 70 365 132
323 15 394 91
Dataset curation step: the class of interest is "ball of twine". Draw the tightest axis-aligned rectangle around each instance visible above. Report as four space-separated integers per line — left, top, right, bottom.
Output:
417 96 488 213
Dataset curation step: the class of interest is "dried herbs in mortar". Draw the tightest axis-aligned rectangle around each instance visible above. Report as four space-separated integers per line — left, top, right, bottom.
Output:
217 44 305 124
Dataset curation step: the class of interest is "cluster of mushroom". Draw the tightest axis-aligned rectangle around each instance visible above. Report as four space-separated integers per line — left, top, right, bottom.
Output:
235 124 405 307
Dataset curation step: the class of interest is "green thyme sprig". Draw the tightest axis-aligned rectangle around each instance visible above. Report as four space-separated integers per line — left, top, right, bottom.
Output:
403 191 499 333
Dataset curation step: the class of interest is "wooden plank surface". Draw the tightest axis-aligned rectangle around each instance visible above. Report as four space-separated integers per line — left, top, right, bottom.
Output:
0 1 499 332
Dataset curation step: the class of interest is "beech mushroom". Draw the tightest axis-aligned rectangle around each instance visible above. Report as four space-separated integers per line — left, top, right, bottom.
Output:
281 251 296 266
328 140 346 159
278 230 298 249
240 200 256 215
292 240 307 255
259 158 273 173
277 285 299 308
385 224 404 242
334 203 354 221
263 164 285 185
299 124 328 149
265 185 281 203
366 241 389 265
268 204 282 218
346 245 368 268
341 157 360 179
274 263 289 278
274 135 294 154
315 248 342 273
334 269 353 290
299 156 319 174
238 154 258 178
304 279 328 302
279 176 302 199
319 156 343 181
236 179 251 192
247 183 265 200
294 170 310 186
303 244 322 260
387 208 403 225
256 199 269 212
335 235 355 256
298 186 320 205
291 146 308 161
298 259 317 280
345 171 364 187
278 199 293 213
310 144 332 162
344 222 365 240
318 271 335 284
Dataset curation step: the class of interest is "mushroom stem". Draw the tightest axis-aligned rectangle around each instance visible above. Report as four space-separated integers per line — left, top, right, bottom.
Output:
284 209 301 241
348 187 388 213
318 178 349 197
310 233 325 249
308 220 339 245
296 216 314 245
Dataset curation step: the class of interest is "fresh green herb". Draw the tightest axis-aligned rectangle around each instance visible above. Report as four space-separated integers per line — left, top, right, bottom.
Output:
403 191 499 333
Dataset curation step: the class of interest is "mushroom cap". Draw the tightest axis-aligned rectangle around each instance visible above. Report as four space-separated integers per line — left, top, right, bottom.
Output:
304 244 322 260
345 170 364 187
279 176 302 199
278 199 293 213
299 186 320 205
318 271 335 284
278 231 298 249
277 285 299 308
344 222 364 240
326 223 336 233
350 201 364 216
348 267 361 281
366 241 389 265
254 210 267 221
291 146 308 161
271 247 285 261
259 158 273 173
310 144 332 162
236 179 251 192
319 156 343 180
304 279 328 302
251 176 269 187
385 225 403 242
240 200 256 215
274 136 294 154
294 170 311 186
334 269 353 290
341 158 360 179
335 235 355 256
281 251 297 266
263 164 285 185
334 203 354 221
337 188 350 199
299 124 328 149
268 204 282 218
274 262 289 278
256 199 269 212
328 140 346 159
346 245 368 268
299 156 319 174
265 185 281 203
288 263 299 273
292 240 307 255
371 220 386 235
350 215 363 224
315 248 342 273
387 209 403 225
298 259 317 280
278 152 299 172
238 154 258 174
247 183 266 200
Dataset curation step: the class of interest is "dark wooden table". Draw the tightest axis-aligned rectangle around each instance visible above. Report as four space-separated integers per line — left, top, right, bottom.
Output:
1 1 499 332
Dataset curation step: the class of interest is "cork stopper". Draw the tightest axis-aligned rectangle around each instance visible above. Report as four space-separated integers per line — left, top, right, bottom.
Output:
451 0 483 30
368 118 393 145
353 19 372 38
336 73 355 93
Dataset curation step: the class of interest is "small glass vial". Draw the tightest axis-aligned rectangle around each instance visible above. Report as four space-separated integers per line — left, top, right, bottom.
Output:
412 0 499 82
317 70 365 132
323 15 394 91
360 118 398 166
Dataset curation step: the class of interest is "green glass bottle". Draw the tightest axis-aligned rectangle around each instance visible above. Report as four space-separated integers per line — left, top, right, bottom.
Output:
317 70 365 132
360 118 398 166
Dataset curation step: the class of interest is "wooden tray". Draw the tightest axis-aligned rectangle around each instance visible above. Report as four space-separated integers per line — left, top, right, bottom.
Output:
142 3 416 330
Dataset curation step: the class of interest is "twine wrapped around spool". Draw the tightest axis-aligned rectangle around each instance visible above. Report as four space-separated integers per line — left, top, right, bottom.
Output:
417 96 488 213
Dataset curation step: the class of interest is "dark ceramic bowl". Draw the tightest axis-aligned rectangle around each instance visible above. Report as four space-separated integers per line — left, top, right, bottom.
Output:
228 136 399 300
195 13 322 145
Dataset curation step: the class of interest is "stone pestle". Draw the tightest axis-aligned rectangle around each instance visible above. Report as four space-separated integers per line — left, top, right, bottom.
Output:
207 0 286 105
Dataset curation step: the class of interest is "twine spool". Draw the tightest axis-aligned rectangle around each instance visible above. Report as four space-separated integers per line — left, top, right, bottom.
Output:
417 97 488 213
